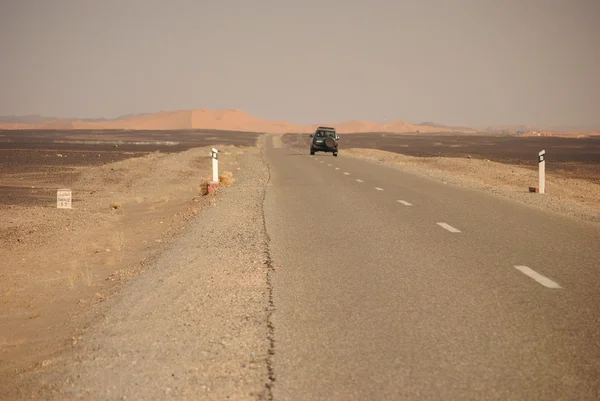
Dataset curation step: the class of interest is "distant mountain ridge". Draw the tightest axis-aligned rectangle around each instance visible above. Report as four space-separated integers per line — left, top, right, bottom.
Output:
0 115 54 124
0 108 467 134
1 112 596 135
417 121 477 132
0 112 153 124
485 124 600 134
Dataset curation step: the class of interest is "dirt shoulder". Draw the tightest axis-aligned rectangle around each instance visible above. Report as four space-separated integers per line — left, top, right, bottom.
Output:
342 148 600 223
1 141 272 399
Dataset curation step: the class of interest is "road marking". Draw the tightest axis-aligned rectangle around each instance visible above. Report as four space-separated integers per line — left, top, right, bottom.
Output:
327 164 332 166
335 167 340 170
344 172 350 175
356 179 363 183
514 266 561 289
397 200 412 206
436 222 461 233
320 161 324 163
375 187 384 191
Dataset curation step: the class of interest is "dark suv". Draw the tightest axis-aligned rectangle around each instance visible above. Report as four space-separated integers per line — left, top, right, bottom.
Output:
310 126 339 156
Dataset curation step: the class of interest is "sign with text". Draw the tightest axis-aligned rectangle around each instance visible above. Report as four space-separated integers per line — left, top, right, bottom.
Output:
57 189 72 209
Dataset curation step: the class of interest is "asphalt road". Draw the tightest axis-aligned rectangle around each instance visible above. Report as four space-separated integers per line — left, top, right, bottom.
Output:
263 135 600 400
282 133 600 184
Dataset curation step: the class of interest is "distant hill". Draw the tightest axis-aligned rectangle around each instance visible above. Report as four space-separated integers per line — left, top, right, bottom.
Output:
0 115 55 124
0 109 462 134
485 124 600 133
485 125 540 133
2 111 596 135
417 121 477 132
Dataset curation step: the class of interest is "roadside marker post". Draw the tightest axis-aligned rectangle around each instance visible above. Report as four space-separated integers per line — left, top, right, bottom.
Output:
538 150 545 194
211 148 219 183
57 188 72 209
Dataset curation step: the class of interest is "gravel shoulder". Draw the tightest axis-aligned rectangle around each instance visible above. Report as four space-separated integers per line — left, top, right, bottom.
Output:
342 148 600 223
2 142 273 400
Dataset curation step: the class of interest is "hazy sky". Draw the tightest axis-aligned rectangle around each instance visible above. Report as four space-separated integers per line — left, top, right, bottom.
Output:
1 0 598 128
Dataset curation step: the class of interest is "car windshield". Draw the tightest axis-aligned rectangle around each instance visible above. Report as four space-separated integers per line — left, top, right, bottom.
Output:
316 130 335 137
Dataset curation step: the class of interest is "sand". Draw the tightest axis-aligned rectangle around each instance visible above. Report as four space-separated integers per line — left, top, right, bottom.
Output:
0 144 254 397
0 108 456 134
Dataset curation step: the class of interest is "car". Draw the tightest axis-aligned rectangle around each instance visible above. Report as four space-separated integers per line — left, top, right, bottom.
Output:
310 126 339 156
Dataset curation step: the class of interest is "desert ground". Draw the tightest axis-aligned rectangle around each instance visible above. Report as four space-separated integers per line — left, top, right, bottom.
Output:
1 129 599 399
0 130 263 398
0 129 260 206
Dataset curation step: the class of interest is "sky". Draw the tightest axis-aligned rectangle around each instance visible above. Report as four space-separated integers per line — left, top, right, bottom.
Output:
0 0 598 129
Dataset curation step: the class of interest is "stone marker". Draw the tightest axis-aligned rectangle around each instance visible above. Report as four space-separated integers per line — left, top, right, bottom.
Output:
57 189 72 209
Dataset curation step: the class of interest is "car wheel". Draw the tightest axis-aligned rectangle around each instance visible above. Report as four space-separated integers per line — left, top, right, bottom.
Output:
310 150 315 155
333 152 338 157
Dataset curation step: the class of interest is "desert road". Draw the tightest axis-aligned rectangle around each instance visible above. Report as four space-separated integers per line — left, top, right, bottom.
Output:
263 136 600 400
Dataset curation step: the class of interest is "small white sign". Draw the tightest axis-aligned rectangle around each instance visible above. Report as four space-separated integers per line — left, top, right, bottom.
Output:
57 188 72 209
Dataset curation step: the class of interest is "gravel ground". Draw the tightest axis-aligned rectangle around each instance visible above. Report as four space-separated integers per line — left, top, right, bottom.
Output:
19 146 273 401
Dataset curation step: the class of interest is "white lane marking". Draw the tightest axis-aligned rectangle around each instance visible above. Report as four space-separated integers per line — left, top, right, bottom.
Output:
335 167 340 170
320 161 324 163
514 266 561 289
375 187 384 191
344 172 350 175
436 222 461 233
356 179 364 183
397 200 412 206
328 164 332 166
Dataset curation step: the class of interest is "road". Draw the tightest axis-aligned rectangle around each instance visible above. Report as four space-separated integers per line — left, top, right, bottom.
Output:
263 135 600 400
282 133 600 184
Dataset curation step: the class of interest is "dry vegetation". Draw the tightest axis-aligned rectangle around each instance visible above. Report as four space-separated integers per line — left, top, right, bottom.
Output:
219 171 235 187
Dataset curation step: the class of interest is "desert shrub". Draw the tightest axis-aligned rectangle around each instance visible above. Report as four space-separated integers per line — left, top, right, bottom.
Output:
219 171 234 187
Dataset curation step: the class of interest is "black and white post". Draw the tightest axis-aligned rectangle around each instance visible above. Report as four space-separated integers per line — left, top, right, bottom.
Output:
211 148 219 183
538 149 545 194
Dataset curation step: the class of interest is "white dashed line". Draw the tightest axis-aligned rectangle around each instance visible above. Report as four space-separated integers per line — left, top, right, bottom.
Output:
375 187 384 191
327 164 332 166
436 222 461 233
356 179 364 183
320 161 324 163
344 172 350 175
397 200 412 206
514 266 561 289
335 167 340 170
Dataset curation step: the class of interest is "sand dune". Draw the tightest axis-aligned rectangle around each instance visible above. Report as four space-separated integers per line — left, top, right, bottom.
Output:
0 108 463 134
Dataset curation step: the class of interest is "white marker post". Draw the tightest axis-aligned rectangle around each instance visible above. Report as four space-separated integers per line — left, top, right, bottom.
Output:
538 150 545 194
57 188 72 209
211 148 219 183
